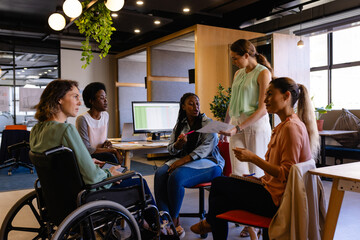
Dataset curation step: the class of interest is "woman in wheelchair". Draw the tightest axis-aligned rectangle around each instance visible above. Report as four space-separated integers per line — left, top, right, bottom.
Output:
154 92 225 238
30 79 154 204
190 77 320 239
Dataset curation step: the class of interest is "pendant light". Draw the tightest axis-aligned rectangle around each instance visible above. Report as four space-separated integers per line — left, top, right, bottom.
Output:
105 0 125 12
297 6 304 48
63 0 83 18
48 13 66 31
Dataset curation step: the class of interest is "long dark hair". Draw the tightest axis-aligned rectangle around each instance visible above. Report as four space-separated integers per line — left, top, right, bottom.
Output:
174 93 203 154
270 77 319 157
231 39 274 77
35 79 78 122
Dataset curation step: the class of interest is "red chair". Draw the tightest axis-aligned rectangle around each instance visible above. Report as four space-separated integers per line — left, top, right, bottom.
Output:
179 141 231 238
217 210 271 240
5 125 27 130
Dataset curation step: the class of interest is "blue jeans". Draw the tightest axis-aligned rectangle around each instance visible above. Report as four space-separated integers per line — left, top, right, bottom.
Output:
154 162 222 218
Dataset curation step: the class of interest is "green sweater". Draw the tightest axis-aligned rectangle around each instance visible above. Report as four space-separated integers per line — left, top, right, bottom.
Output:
30 121 111 186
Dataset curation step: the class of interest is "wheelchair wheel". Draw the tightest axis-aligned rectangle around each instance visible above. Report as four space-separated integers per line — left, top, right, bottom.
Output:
0 190 51 240
52 200 141 240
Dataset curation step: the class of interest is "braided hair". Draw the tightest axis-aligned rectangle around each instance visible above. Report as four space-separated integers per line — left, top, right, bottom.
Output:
174 93 203 154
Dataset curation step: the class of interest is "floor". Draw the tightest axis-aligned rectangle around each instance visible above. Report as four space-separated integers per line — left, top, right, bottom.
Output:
1 151 360 240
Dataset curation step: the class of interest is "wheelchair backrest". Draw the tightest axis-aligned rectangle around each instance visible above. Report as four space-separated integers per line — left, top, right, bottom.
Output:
29 146 84 226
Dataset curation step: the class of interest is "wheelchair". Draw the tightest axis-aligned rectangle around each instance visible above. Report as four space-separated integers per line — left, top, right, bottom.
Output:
0 146 178 240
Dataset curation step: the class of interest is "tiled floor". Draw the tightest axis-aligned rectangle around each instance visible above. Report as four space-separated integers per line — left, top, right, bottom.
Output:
1 152 360 239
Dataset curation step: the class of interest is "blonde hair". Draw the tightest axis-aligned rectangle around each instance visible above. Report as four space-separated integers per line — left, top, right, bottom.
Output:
297 84 320 157
270 77 319 157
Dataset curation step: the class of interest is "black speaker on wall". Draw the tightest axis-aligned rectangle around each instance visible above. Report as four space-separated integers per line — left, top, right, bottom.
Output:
188 69 195 84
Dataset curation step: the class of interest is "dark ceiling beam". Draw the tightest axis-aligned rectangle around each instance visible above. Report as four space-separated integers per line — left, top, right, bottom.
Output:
243 0 360 33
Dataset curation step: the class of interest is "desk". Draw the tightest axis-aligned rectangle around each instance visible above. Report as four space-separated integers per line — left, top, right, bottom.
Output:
309 162 360 240
109 139 169 170
318 130 357 167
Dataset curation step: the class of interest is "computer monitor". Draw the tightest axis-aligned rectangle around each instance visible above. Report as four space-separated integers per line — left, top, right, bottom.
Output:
132 101 180 140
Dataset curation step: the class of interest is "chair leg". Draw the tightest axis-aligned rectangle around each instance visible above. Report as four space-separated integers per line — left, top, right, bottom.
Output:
262 228 269 240
199 187 205 220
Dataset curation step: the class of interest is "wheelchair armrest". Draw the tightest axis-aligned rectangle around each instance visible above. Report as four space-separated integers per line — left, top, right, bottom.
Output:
85 171 137 190
7 141 30 153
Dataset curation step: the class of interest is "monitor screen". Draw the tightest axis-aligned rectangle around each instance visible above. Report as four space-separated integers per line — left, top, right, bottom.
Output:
132 101 180 134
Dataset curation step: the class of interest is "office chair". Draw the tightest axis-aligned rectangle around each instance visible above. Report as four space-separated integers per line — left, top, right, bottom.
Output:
180 141 231 238
0 126 33 175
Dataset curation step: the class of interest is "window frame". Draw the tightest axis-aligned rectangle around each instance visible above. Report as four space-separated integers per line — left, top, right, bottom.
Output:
310 30 360 108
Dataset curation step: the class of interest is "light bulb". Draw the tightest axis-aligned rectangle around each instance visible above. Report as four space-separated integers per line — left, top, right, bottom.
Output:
105 0 125 12
297 39 304 48
48 13 66 31
63 0 82 18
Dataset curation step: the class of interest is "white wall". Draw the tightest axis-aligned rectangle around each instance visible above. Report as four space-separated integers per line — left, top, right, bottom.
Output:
60 40 117 137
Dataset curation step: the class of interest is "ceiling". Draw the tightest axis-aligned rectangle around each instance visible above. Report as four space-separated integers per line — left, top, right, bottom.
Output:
0 0 360 53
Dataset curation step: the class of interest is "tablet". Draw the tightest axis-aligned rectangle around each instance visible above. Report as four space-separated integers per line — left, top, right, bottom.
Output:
102 162 127 173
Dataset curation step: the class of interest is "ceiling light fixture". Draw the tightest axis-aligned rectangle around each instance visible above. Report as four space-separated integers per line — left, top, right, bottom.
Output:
111 13 118 17
48 13 66 31
136 0 144 5
154 20 161 25
183 7 190 13
63 0 82 18
105 0 125 12
134 28 141 33
297 6 304 48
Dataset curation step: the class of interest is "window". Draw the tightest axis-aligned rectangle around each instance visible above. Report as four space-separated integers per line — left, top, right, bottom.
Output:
310 25 360 109
0 49 59 132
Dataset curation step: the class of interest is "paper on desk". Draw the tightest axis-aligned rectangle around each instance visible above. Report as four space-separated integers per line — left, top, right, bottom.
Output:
144 142 168 147
196 120 234 133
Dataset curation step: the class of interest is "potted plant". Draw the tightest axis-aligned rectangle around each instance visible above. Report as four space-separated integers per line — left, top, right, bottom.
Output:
314 103 333 131
210 84 231 122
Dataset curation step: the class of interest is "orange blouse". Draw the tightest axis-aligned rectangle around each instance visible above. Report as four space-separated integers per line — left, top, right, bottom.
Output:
262 114 312 206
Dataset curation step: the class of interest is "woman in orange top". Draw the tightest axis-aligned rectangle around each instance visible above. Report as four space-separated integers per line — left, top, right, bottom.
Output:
190 77 320 240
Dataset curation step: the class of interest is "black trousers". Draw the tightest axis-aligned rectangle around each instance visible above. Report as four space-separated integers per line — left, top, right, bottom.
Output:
206 176 278 239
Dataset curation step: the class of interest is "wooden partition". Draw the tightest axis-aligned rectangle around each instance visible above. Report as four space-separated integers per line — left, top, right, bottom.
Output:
115 25 312 135
115 25 264 131
195 25 264 117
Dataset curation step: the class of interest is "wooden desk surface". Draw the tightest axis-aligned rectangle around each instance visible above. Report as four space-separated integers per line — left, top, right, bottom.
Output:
319 130 357 136
309 162 360 182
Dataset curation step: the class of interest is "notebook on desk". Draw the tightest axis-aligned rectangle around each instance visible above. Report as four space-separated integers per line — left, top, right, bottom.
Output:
121 123 147 142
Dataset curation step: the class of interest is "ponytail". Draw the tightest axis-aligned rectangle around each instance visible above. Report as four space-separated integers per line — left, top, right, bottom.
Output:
255 53 274 78
297 84 320 157
270 78 320 157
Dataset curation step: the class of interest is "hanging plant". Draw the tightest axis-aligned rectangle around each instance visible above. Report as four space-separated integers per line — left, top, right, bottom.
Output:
75 0 116 69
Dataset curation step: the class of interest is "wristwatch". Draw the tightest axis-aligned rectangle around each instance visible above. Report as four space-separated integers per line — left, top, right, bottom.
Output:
236 125 242 133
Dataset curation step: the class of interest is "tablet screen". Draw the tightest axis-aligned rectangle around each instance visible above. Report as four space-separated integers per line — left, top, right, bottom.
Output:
102 163 126 173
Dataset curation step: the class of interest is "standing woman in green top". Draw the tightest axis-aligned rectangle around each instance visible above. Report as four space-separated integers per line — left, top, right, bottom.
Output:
220 39 273 237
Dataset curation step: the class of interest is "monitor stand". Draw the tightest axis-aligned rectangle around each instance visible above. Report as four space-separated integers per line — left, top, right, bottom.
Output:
151 132 161 141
